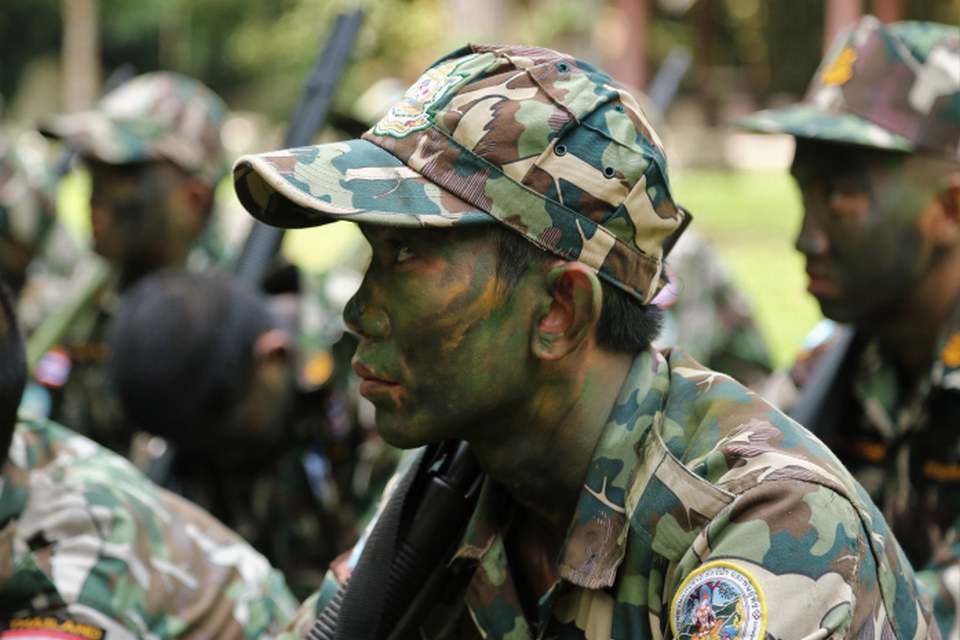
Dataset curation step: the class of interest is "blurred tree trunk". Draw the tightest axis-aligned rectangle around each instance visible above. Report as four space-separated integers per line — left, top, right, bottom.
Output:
62 0 100 112
824 0 863 51
612 0 648 91
872 0 903 22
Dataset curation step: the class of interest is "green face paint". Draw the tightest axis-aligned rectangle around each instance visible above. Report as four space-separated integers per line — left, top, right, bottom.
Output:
790 140 940 324
87 160 178 281
344 226 537 449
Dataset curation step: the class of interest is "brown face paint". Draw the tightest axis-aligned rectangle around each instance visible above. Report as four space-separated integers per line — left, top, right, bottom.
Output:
344 226 537 449
790 140 939 324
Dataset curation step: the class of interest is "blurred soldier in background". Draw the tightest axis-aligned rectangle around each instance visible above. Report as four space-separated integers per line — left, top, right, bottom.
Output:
652 228 772 388
0 283 298 636
740 16 960 633
108 269 392 597
32 71 229 450
0 132 81 332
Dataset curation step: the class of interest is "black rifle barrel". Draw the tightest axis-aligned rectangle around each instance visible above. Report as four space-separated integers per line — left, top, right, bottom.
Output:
234 9 364 286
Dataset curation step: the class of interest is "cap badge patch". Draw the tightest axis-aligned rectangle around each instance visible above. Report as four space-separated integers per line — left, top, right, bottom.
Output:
821 47 857 86
670 560 766 640
941 332 960 368
372 58 472 138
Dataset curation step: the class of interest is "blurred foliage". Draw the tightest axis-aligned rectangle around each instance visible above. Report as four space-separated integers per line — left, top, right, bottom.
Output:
3 0 958 120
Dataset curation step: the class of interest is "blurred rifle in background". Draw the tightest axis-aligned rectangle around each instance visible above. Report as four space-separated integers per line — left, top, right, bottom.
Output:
234 8 364 287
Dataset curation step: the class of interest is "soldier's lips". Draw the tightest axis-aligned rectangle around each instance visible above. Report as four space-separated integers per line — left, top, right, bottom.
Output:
352 361 405 404
805 266 842 297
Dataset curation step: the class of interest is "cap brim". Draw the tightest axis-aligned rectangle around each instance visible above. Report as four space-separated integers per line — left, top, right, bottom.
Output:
39 111 158 165
734 104 914 152
233 138 494 229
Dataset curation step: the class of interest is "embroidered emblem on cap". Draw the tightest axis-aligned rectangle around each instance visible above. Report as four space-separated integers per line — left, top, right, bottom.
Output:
821 47 857 86
941 332 960 368
670 560 766 640
372 59 472 138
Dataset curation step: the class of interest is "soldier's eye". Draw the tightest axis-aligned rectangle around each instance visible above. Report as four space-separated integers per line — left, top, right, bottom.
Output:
395 245 416 264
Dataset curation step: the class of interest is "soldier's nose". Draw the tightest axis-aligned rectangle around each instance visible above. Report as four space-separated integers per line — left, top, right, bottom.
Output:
344 295 391 340
794 211 829 257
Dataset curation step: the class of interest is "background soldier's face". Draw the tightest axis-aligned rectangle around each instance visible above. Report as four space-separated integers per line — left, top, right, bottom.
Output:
790 140 941 323
344 225 536 449
87 159 199 280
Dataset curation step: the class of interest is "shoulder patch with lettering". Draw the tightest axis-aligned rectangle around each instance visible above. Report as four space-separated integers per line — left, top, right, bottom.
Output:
670 560 766 640
0 615 105 640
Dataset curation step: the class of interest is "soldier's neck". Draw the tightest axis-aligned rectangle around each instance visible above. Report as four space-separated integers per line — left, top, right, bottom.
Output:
471 347 634 541
869 249 960 379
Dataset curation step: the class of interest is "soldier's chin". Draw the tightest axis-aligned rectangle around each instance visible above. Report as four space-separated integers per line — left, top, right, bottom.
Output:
374 414 437 450
815 297 858 324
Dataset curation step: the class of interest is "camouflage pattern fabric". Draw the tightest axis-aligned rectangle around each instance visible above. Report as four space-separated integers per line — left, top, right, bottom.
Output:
0 414 298 637
287 348 937 639
234 44 690 304
40 72 229 185
774 304 960 637
737 17 959 159
0 132 83 335
653 229 772 389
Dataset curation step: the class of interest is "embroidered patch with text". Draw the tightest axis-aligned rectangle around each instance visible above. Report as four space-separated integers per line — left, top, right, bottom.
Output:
0 615 105 640
670 560 766 640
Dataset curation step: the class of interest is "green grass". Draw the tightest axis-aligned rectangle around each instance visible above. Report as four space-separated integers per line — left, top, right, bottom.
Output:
671 169 822 368
58 167 821 368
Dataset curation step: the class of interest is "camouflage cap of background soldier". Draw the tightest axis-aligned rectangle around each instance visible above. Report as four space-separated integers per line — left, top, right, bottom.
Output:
737 16 960 159
40 71 229 185
233 44 690 304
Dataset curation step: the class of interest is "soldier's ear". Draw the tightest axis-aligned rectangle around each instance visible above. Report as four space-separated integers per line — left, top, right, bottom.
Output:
531 261 602 361
253 328 294 367
922 172 960 248
177 177 215 223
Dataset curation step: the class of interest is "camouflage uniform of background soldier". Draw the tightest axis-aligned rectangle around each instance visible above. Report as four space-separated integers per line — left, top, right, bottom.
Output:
234 44 938 638
32 72 231 452
0 131 82 335
0 284 298 637
739 17 960 635
106 269 388 599
652 228 772 389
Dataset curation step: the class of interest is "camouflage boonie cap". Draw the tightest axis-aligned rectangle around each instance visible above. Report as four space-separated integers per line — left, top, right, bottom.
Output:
234 44 689 304
738 16 960 159
40 71 228 185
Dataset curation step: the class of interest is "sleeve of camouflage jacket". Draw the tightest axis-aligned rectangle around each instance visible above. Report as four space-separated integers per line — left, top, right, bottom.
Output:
668 480 932 639
916 531 960 639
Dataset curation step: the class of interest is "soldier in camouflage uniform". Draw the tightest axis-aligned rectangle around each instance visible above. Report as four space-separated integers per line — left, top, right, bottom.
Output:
738 17 960 635
0 132 82 334
106 269 377 598
234 44 937 638
35 72 230 451
0 283 298 637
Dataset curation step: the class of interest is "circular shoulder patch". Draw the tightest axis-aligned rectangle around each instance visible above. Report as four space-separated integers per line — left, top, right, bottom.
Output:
670 560 766 640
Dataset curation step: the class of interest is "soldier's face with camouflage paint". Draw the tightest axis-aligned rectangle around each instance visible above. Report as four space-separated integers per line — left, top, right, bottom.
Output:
791 140 949 323
88 159 210 281
344 226 539 448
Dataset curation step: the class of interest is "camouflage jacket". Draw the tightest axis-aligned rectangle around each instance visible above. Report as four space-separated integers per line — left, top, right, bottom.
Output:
0 415 298 638
777 304 960 636
286 348 936 639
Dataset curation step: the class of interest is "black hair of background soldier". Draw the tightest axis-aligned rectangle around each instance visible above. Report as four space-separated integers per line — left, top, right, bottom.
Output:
108 269 276 445
494 226 663 353
0 283 26 456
